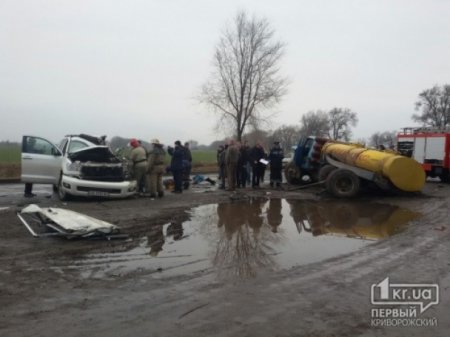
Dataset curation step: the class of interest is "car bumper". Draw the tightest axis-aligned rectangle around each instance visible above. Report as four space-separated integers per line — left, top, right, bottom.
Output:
61 175 137 198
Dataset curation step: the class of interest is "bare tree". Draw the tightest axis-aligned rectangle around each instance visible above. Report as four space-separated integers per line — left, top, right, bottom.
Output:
355 138 367 147
299 108 358 140
412 84 450 128
328 107 358 141
299 110 330 137
185 139 199 150
199 11 288 141
242 129 270 149
268 125 300 152
369 131 397 148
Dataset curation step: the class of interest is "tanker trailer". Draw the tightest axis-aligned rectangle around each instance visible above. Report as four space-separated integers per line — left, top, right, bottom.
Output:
284 136 425 197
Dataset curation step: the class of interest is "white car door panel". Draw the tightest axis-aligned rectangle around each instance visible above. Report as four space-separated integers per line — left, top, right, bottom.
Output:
21 136 63 184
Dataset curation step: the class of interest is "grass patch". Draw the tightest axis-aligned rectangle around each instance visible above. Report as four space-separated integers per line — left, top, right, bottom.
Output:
0 144 21 163
191 150 217 166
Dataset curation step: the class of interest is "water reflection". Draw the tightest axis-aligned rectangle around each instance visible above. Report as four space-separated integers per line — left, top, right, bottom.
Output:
148 225 164 257
209 198 420 278
166 221 184 241
267 198 282 233
81 198 421 280
214 198 277 278
286 200 420 240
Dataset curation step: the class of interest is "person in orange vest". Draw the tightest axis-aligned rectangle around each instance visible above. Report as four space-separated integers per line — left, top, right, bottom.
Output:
147 138 166 198
129 138 148 195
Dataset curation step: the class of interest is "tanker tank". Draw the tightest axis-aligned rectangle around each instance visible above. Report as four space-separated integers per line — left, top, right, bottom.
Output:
321 142 426 192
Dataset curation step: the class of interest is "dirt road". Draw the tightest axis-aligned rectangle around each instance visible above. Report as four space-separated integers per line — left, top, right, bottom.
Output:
0 181 449 336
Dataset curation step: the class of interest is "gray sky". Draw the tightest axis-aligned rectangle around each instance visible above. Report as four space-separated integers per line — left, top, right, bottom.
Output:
1 0 449 145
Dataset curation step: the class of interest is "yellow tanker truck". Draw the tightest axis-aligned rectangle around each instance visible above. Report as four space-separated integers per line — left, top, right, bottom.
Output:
284 136 426 197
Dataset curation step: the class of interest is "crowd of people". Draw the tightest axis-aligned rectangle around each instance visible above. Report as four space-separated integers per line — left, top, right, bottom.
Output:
128 138 192 197
217 139 285 192
128 137 285 197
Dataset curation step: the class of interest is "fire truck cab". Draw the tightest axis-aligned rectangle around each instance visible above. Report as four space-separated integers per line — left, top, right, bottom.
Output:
397 127 450 182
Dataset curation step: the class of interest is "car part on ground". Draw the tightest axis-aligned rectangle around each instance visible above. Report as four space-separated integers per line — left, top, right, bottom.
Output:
17 204 128 239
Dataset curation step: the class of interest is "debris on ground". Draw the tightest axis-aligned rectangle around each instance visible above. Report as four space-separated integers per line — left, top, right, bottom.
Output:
17 204 127 239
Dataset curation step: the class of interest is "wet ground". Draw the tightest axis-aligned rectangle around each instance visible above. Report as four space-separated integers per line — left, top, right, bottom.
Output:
1 181 450 336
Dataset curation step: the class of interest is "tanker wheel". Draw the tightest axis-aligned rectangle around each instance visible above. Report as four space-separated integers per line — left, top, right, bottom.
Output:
326 168 360 198
318 165 336 182
284 162 301 185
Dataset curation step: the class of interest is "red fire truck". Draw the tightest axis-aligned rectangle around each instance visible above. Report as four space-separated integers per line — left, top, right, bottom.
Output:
397 127 450 182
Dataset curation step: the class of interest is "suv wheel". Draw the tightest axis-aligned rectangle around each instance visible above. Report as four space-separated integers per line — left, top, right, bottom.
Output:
58 175 71 201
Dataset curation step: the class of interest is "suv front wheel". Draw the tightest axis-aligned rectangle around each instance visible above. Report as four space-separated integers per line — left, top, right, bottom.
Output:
57 175 71 201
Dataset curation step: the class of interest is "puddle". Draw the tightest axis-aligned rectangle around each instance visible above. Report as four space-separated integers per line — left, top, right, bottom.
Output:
78 199 420 280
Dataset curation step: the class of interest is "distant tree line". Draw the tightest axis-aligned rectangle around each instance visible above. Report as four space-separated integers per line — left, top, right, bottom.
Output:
0 141 20 146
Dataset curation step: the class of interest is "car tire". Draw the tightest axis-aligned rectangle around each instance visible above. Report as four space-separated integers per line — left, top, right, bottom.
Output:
325 168 360 198
58 175 71 201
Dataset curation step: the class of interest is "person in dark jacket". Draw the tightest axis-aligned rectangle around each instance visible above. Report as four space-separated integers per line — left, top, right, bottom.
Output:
268 141 284 188
168 140 185 193
250 142 266 188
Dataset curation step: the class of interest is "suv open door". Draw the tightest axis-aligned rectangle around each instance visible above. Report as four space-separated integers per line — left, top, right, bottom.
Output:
21 136 62 184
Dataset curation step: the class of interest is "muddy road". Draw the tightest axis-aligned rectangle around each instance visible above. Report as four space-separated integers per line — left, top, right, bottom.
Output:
0 181 449 336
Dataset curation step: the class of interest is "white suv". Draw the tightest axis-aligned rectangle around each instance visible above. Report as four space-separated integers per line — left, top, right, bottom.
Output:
21 134 137 200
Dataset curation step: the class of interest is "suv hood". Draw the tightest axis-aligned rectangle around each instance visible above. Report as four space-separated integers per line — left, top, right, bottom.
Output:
68 146 120 163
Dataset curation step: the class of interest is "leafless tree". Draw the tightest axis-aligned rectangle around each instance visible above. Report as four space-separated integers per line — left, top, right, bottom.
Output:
355 138 367 147
328 107 358 141
369 131 397 148
199 11 288 141
299 108 358 140
185 139 199 150
242 129 270 149
299 110 330 138
268 125 300 152
412 84 450 128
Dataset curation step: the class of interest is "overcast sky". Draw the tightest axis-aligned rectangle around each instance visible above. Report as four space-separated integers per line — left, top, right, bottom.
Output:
1 0 449 145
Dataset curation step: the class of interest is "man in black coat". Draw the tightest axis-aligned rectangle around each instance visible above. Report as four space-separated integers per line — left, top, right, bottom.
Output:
250 142 266 188
168 140 185 193
268 141 284 188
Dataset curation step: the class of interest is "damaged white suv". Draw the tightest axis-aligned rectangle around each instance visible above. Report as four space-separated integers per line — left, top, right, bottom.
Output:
21 134 137 200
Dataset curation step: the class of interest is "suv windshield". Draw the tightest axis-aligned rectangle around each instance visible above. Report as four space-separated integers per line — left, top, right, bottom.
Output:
68 140 89 153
